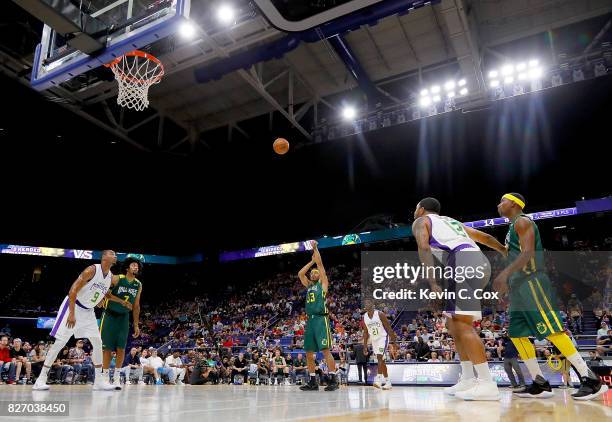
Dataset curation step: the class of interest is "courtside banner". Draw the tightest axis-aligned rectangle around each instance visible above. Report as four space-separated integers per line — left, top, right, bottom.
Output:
347 362 582 386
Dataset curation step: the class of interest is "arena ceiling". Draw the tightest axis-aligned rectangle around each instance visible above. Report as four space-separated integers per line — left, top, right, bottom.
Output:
1 0 611 153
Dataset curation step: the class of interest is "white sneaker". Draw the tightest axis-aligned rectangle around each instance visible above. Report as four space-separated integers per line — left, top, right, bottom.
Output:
444 376 477 396
113 376 121 387
93 379 122 391
382 381 392 390
177 380 184 386
373 375 383 389
455 379 500 401
32 378 49 391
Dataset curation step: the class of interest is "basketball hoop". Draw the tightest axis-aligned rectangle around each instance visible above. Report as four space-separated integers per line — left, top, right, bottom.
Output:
105 50 164 111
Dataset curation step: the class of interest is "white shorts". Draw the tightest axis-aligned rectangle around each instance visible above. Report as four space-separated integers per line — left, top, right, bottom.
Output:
50 296 101 342
371 336 388 356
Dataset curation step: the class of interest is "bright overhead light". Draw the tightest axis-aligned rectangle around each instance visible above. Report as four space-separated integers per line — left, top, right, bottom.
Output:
501 64 514 76
459 87 468 96
179 21 197 38
504 76 514 84
528 59 539 68
444 81 455 91
458 79 466 87
516 63 527 72
342 106 357 120
420 89 429 97
529 67 543 79
420 97 432 107
447 91 456 98
518 73 527 80
488 70 498 79
430 85 441 94
490 80 500 88
433 95 442 103
217 4 236 24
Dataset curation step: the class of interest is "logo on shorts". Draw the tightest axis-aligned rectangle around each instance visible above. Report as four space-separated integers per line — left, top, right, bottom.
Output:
536 322 547 335
322 338 328 346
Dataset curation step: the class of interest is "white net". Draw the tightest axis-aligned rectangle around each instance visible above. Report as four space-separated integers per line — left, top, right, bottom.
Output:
108 51 164 111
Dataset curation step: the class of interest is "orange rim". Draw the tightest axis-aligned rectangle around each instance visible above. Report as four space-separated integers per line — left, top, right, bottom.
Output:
105 50 165 84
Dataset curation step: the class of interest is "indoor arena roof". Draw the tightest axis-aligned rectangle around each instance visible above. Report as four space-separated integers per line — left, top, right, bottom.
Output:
1 0 611 153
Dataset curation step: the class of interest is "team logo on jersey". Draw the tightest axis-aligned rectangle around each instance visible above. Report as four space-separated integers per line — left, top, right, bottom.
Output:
536 322 547 335
322 338 328 346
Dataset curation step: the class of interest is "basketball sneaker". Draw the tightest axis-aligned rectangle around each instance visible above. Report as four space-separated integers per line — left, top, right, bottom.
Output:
455 379 500 401
113 375 121 388
94 375 122 391
373 374 383 389
571 374 609 401
444 375 477 396
32 377 49 391
299 376 319 391
324 374 339 391
514 376 554 398
382 379 392 390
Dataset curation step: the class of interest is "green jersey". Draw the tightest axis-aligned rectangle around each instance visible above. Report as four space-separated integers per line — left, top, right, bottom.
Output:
505 214 545 281
106 275 141 314
305 280 327 316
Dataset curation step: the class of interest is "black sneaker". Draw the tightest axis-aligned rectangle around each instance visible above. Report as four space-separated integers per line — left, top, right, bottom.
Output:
299 377 319 391
514 376 554 398
324 374 339 392
571 375 609 401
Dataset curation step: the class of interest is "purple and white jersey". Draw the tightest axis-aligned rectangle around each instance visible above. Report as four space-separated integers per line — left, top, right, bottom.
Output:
76 264 112 308
426 214 479 256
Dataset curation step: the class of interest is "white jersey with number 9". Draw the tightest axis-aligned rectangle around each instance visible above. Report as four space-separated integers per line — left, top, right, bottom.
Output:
76 264 113 308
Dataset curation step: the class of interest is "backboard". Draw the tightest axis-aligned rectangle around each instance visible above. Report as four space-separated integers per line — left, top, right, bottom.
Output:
31 0 190 91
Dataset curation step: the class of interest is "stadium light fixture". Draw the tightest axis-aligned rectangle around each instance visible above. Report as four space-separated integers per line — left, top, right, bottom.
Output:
458 79 466 87
488 70 498 79
433 95 442 103
444 81 455 91
490 80 500 88
420 89 429 97
342 106 357 120
217 4 236 24
504 76 514 85
459 87 468 96
501 65 514 76
179 21 197 39
420 97 432 108
430 85 441 94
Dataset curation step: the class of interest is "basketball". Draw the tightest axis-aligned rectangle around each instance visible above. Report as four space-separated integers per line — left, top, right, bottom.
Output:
273 138 289 155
